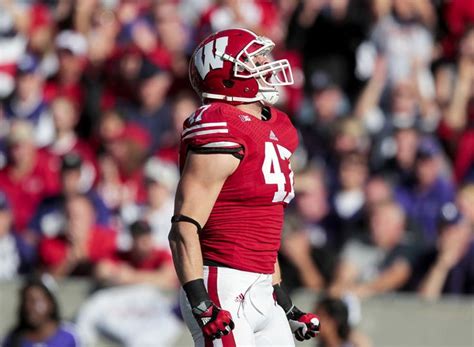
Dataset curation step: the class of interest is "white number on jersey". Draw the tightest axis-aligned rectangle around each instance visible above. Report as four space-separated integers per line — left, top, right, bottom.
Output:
262 142 295 203
188 105 211 124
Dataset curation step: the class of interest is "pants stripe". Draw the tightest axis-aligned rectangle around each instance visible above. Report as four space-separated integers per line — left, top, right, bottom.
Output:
206 266 236 347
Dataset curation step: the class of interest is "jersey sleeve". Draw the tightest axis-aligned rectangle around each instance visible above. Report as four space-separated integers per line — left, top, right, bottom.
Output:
181 105 246 159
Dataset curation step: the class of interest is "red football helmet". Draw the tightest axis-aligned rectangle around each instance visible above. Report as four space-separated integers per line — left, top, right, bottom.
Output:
189 28 293 105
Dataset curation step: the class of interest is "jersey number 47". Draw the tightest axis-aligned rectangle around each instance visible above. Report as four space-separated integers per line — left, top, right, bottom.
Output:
262 142 295 203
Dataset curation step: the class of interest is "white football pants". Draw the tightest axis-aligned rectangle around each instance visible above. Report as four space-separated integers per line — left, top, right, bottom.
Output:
180 266 295 347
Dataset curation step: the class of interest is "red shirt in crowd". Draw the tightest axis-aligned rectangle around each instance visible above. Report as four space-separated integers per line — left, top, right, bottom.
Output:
49 137 99 184
44 81 84 108
114 248 172 270
0 150 60 232
39 226 116 272
443 0 474 57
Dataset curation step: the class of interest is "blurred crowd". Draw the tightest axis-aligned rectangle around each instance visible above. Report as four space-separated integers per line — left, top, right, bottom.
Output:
0 0 473 346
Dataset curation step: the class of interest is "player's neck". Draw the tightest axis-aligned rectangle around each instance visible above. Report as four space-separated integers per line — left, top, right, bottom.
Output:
235 103 265 120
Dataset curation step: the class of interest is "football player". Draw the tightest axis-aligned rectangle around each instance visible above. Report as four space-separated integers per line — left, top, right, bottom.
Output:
169 28 320 346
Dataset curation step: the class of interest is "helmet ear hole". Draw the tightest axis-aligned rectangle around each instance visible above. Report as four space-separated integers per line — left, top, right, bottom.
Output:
223 80 234 88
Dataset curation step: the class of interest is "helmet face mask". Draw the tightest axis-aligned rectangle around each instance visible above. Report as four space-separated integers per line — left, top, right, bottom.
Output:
190 28 294 105
232 37 293 87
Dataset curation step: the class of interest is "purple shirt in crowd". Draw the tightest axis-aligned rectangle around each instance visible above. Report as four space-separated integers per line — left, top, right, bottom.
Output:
396 177 455 246
2 324 78 347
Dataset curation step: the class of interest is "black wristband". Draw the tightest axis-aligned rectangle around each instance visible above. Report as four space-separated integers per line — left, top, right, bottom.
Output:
273 283 293 314
183 278 211 308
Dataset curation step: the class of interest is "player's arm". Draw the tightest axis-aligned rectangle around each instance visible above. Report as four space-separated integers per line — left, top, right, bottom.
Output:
169 151 239 283
168 151 239 339
272 259 320 341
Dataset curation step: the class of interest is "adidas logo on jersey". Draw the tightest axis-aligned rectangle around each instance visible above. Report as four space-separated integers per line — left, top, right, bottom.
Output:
239 114 252 122
269 130 279 141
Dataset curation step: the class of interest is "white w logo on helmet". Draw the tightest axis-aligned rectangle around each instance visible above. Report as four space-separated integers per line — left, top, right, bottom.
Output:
194 37 229 79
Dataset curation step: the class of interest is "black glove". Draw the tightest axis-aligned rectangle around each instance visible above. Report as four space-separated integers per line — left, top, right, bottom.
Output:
273 283 320 341
286 305 320 341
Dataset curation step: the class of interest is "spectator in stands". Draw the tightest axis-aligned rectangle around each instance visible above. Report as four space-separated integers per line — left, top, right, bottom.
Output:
376 122 419 187
457 184 474 228
330 200 420 298
48 96 97 183
330 151 369 242
95 108 127 152
315 296 372 347
332 118 370 158
4 54 55 147
418 204 474 298
2 278 78 347
30 153 110 238
121 59 172 153
286 0 371 94
443 0 474 59
25 3 56 78
364 175 422 244
440 26 474 184
0 2 26 98
152 0 192 78
116 156 177 251
95 220 177 289
298 70 350 164
197 0 280 41
102 46 144 108
94 110 130 212
101 123 151 206
141 157 177 249
364 176 393 212
96 154 124 213
328 118 370 188
396 138 456 246
39 194 116 278
0 192 35 279
434 26 470 134
280 167 338 293
373 79 437 167
156 92 199 164
370 0 434 88
315 296 351 347
454 117 474 184
355 58 438 168
44 30 88 107
0 120 60 233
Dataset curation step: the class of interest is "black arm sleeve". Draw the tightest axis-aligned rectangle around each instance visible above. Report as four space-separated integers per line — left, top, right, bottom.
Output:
183 278 211 308
273 283 294 314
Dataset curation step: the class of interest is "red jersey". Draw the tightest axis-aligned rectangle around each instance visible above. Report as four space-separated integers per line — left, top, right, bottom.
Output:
180 103 298 274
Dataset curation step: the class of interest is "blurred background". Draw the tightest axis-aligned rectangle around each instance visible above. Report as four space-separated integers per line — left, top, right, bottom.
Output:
0 0 473 346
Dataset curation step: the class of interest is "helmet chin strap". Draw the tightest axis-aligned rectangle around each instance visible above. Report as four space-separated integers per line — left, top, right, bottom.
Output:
256 79 279 105
257 86 279 105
